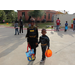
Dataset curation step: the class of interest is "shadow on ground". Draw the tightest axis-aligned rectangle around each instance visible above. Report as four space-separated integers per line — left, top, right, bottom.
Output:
0 36 26 58
50 28 75 38
0 28 27 58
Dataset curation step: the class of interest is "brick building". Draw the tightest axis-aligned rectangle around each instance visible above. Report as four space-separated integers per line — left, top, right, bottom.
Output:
17 10 58 22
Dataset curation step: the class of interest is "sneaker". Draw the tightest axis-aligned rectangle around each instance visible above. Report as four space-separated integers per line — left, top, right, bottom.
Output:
43 58 46 62
40 59 44 63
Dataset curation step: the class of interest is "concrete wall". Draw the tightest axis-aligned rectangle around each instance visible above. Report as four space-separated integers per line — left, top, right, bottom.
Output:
54 14 75 27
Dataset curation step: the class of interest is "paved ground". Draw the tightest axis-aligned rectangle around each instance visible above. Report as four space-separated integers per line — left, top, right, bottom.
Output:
0 26 75 65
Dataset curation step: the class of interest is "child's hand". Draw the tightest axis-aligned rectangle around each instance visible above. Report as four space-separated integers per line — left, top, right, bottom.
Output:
47 47 49 50
36 43 38 45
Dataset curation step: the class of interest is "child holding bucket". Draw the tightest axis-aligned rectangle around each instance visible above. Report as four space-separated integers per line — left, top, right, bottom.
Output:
36 29 50 62
26 18 38 61
64 21 68 32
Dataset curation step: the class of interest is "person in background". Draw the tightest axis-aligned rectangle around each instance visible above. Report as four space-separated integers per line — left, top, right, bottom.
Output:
56 18 60 31
73 18 75 31
28 16 31 27
19 16 23 33
64 21 68 32
14 20 19 35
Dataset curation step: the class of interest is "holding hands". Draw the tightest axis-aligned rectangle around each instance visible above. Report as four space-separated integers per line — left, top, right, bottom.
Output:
36 43 38 45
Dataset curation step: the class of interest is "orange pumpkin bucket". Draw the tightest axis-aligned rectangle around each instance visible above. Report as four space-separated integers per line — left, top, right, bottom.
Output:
6 23 8 25
45 49 52 57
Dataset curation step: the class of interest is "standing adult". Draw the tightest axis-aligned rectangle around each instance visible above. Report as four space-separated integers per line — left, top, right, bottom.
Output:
19 16 23 33
73 18 75 31
26 18 38 61
28 16 31 27
56 18 60 31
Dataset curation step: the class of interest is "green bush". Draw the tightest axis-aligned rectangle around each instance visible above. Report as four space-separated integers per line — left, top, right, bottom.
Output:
5 19 12 23
0 10 6 23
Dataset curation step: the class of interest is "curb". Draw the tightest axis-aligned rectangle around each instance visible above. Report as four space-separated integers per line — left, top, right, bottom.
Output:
0 25 64 31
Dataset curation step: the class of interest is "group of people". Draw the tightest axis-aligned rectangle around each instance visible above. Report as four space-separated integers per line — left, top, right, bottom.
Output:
56 18 68 32
14 16 32 35
56 18 75 32
14 16 75 63
14 16 23 35
14 17 50 62
26 18 50 62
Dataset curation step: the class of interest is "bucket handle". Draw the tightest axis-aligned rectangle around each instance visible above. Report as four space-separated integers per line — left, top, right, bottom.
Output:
27 44 31 52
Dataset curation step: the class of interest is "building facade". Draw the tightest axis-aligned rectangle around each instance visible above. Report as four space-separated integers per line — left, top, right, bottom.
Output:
17 10 58 22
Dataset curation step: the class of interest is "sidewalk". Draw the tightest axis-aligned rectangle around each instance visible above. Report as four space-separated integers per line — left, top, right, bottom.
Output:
0 26 75 65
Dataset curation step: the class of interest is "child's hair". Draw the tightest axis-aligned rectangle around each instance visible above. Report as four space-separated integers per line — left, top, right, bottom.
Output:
30 18 35 21
42 29 46 32
15 20 18 23
57 18 59 19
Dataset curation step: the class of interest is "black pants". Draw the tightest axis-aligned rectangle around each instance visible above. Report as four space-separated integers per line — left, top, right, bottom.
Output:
29 43 36 55
29 38 38 56
41 46 47 60
64 29 67 32
34 48 36 55
20 26 23 33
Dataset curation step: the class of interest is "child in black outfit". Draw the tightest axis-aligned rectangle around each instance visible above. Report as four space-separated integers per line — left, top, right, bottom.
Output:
38 29 50 62
26 18 38 61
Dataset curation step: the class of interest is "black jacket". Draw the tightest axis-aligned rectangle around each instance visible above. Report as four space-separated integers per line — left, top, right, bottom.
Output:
38 35 50 48
19 19 23 26
26 26 38 43
26 26 38 48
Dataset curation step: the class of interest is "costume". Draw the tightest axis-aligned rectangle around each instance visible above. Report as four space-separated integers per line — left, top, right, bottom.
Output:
38 35 50 60
26 26 38 55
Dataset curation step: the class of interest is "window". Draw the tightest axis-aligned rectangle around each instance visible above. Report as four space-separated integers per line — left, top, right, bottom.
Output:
44 13 46 19
48 14 50 19
22 12 25 17
52 15 54 21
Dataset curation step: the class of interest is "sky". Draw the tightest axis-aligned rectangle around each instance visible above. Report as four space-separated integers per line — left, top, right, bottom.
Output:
14 10 74 14
14 10 17 11
55 10 74 14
